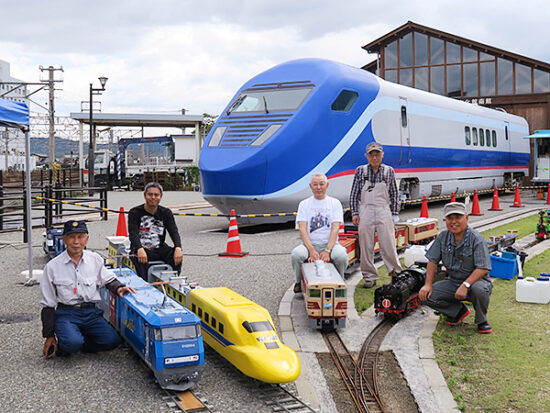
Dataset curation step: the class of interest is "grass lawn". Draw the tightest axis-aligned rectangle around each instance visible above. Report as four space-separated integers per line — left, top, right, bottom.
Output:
480 213 540 241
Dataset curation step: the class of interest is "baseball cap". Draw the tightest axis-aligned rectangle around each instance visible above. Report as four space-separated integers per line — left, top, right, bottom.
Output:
444 202 467 217
366 142 383 153
63 220 88 235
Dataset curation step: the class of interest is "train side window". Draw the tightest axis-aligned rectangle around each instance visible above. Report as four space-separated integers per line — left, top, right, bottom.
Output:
486 129 491 146
198 308 203 318
401 106 407 127
308 289 321 298
219 323 224 334
335 289 347 298
492 130 497 146
331 90 358 112
479 129 485 146
465 127 471 145
211 317 217 329
472 128 478 146
505 125 509 140
192 303 196 313
205 313 210 323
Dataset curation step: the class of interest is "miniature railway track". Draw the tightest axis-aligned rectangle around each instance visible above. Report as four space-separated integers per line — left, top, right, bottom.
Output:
324 320 395 413
163 389 216 412
259 383 318 412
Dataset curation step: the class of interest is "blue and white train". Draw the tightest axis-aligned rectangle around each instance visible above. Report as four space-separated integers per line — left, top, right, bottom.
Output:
99 267 204 391
199 58 530 222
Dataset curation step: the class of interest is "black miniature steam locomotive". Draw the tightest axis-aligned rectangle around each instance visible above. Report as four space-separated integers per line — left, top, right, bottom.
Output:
374 265 427 319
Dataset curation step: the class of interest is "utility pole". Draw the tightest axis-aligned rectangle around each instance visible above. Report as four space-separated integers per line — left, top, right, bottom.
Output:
39 65 64 166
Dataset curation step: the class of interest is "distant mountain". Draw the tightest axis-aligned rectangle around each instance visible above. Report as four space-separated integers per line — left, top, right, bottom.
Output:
31 137 169 158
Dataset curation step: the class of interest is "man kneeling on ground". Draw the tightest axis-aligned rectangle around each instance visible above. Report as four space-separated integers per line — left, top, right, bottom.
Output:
419 202 493 334
290 173 348 293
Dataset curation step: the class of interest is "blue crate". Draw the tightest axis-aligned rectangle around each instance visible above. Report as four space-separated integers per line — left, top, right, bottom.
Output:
489 254 518 280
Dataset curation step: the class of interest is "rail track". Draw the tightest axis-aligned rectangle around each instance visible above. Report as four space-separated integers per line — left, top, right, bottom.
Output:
323 319 396 413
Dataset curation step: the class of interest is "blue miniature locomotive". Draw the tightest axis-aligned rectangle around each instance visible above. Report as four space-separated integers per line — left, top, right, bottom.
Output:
98 267 204 391
42 227 65 259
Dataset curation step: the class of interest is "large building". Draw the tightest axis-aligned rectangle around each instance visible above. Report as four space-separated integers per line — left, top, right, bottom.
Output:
0 59 30 170
363 21 550 177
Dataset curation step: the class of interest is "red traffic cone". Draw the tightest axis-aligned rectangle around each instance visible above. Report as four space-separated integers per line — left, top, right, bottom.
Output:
116 207 128 236
488 187 503 211
470 190 483 215
546 184 550 205
450 192 456 202
510 185 523 208
420 195 429 218
219 209 248 257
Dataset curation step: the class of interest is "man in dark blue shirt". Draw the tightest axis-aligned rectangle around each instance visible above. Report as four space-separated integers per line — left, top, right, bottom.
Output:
419 202 493 334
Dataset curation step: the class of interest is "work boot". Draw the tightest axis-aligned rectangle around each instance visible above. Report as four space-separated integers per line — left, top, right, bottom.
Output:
477 322 492 334
445 304 470 325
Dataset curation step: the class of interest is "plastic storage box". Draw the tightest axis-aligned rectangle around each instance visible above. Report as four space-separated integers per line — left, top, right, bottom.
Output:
489 254 518 280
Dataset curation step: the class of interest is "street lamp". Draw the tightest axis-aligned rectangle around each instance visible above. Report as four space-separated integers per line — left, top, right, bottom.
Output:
88 76 108 191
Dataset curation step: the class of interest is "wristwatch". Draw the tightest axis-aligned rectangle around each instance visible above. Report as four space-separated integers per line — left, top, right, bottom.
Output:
462 281 471 288
324 248 332 253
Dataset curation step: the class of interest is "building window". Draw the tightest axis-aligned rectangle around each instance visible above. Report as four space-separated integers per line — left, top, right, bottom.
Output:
430 66 444 94
400 68 413 87
415 67 429 91
515 63 531 94
464 63 479 97
385 69 397 83
430 37 444 65
447 65 461 97
472 128 478 145
463 47 478 62
480 61 496 95
385 40 398 69
414 33 428 66
497 58 513 95
399 33 413 67
446 42 460 64
534 69 550 93
465 127 471 145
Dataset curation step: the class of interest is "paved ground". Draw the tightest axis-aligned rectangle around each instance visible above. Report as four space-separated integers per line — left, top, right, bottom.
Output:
0 188 548 412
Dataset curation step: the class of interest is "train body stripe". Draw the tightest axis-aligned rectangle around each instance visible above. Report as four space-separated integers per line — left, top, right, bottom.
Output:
200 322 234 347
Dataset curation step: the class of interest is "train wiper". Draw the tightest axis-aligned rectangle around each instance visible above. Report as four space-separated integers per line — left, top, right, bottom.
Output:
226 95 246 115
263 96 269 114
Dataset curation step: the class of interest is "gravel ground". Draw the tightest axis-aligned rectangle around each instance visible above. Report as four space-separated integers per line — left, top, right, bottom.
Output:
1 188 547 413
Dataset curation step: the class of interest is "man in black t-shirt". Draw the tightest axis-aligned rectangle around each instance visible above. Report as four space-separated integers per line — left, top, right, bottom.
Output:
128 182 183 280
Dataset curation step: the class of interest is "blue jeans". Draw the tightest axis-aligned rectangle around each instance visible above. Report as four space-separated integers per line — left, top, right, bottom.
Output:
54 306 120 354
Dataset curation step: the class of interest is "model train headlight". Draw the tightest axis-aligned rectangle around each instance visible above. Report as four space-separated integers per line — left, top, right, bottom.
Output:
250 124 282 146
208 126 227 147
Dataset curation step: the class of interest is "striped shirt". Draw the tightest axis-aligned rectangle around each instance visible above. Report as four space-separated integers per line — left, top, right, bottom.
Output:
349 163 400 216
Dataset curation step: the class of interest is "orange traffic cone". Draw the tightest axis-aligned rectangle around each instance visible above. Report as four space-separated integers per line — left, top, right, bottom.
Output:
470 190 483 215
116 207 128 236
420 195 429 218
510 185 523 208
219 209 248 257
546 184 550 205
450 192 456 202
338 223 344 240
488 187 503 211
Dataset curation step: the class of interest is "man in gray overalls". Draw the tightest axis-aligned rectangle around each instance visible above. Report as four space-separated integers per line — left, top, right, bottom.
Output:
350 142 402 288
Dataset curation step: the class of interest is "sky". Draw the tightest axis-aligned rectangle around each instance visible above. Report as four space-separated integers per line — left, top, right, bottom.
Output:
1 0 550 128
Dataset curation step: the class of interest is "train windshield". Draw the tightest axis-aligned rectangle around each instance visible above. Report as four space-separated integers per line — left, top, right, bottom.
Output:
241 321 274 333
155 325 201 341
226 86 314 114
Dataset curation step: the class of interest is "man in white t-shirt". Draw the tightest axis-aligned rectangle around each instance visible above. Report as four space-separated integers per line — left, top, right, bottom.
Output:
290 173 348 293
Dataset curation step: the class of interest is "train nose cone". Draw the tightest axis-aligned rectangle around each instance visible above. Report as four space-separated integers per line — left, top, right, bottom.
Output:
256 346 301 383
199 147 266 196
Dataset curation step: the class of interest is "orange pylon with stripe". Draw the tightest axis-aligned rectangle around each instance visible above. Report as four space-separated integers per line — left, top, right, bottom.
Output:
420 195 429 218
116 207 128 236
510 185 523 208
488 187 503 211
450 192 456 202
219 209 248 257
546 184 550 205
470 189 483 215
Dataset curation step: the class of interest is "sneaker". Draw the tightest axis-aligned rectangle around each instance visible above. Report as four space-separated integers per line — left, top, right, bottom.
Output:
293 283 302 293
445 304 470 325
362 280 377 288
477 322 492 334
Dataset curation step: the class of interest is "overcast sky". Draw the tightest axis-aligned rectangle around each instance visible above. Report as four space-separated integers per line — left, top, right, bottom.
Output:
2 0 549 121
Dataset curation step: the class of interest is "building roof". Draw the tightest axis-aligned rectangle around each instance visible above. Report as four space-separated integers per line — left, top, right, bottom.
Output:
70 112 203 127
363 21 550 71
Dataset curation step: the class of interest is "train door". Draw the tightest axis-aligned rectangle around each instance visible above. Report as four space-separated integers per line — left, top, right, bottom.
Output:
399 98 411 164
322 288 334 317
504 121 512 167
